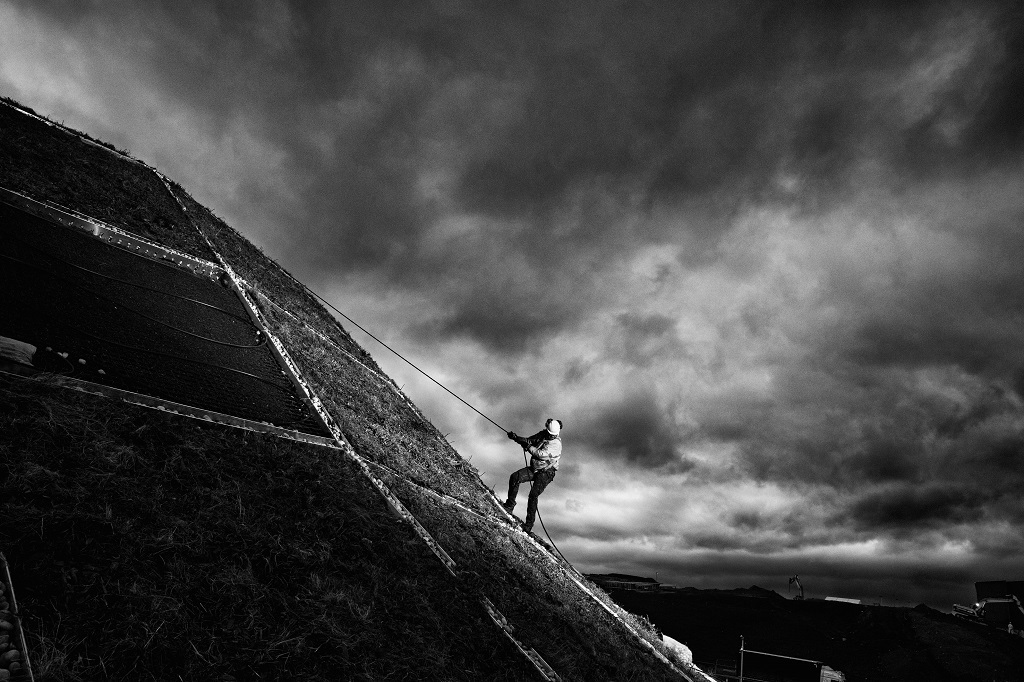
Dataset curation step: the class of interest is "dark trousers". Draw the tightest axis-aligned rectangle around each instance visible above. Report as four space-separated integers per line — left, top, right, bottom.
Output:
506 467 556 525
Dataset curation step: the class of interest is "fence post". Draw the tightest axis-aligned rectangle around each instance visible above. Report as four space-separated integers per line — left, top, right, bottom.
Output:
739 635 744 682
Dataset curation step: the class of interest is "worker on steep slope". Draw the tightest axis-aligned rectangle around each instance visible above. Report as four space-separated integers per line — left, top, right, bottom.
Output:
502 418 562 533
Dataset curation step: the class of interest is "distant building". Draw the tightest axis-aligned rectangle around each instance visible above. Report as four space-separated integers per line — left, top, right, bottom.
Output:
587 574 662 591
599 580 662 591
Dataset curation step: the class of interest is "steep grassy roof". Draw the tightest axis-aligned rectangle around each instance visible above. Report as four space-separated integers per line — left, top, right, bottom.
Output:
0 97 698 681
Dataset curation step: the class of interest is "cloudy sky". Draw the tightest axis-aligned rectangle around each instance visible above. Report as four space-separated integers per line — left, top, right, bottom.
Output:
2 0 1022 609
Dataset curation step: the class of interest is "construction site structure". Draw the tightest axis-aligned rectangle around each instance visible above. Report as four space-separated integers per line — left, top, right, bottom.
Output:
788 575 804 600
738 635 845 682
952 580 1024 633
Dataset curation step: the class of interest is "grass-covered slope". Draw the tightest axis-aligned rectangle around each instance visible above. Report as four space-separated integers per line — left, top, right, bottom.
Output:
0 97 692 680
0 100 215 261
0 373 525 680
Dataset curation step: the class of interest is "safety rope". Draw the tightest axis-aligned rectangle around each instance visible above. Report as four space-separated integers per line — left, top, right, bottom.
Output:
305 286 509 433
515 448 571 566
242 263 574 566
224 247 575 563
245 287 425 414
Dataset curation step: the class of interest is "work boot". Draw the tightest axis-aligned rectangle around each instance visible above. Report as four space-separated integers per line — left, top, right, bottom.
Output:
521 521 533 533
502 501 516 514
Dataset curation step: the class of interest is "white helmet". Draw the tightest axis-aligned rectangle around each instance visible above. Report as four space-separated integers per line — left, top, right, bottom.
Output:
545 418 562 435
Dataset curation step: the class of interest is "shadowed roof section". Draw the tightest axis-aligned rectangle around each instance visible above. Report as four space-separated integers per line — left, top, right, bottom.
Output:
0 194 330 436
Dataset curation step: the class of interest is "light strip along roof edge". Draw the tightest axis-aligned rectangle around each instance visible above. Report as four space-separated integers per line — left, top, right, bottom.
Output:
0 185 223 282
0 367 338 448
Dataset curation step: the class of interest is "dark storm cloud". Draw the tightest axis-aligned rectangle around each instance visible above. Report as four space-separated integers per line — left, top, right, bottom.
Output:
846 483 984 530
452 3 763 216
605 312 686 367
835 229 1024 378
578 390 681 467
848 321 1003 373
410 274 583 353
953 426 1024 492
745 369 1023 482
970 27 1024 153
449 0 1023 223
937 386 1019 437
915 10 1024 165
15 0 1024 357
844 439 923 485
717 362 1024 542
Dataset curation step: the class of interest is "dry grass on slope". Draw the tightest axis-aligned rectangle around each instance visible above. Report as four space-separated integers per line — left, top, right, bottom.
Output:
383 472 684 682
0 373 528 681
0 100 214 260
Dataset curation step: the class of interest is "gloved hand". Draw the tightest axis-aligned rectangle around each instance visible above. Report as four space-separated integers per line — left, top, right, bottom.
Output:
507 431 518 440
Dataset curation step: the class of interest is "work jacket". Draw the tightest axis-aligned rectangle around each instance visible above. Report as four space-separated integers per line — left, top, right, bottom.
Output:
522 430 561 472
